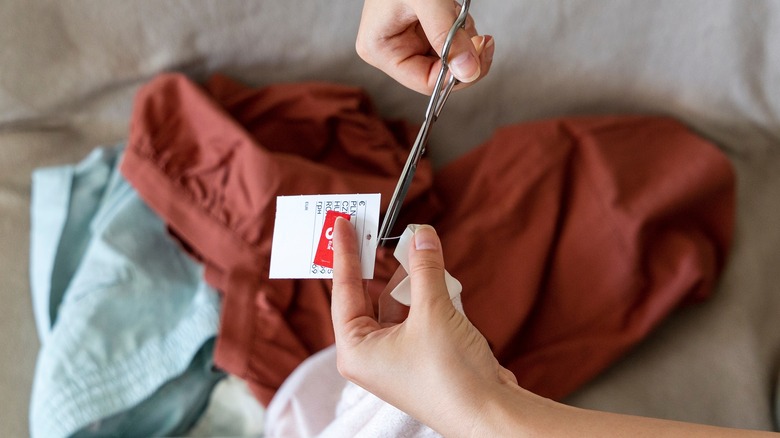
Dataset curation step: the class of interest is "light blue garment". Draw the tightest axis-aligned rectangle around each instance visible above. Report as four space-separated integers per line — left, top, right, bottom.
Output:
29 145 222 438
73 339 222 438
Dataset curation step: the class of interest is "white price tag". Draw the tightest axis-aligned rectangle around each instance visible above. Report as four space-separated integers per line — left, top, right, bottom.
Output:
269 194 381 279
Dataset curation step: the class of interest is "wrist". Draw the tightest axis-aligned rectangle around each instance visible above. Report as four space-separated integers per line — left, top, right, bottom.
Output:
467 380 557 438
407 374 507 438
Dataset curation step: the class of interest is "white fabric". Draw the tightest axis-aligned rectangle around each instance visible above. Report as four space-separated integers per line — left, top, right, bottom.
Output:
186 376 266 438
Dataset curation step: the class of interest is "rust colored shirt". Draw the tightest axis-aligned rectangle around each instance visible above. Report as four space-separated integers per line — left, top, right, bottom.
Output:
121 73 734 405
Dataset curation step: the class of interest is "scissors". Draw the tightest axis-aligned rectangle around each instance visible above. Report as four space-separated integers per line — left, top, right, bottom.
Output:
378 0 472 244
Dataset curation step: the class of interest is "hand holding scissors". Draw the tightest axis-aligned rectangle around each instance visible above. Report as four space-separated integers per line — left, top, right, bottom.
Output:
356 0 494 95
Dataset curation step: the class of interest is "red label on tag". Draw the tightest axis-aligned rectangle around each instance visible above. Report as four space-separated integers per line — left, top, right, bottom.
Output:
313 210 351 269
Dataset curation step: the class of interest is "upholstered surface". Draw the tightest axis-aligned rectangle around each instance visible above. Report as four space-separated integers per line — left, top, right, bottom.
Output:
2 1 778 435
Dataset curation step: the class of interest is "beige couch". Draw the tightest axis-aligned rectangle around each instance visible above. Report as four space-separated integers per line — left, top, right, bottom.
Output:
2 1 778 436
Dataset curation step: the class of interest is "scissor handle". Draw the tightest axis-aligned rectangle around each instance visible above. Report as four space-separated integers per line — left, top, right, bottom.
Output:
426 0 470 121
439 0 472 64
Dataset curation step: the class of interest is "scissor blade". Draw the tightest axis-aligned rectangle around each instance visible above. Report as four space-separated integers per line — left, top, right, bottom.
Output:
378 127 427 244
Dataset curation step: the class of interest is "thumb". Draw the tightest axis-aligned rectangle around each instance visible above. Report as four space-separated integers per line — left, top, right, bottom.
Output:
407 225 453 312
413 1 481 83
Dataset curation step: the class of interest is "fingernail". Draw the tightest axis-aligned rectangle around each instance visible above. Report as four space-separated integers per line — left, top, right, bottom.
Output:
484 35 495 63
472 35 487 54
450 52 480 83
334 216 353 234
413 225 439 251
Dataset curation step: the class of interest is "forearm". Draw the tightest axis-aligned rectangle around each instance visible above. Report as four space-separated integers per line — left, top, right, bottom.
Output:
467 382 776 438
